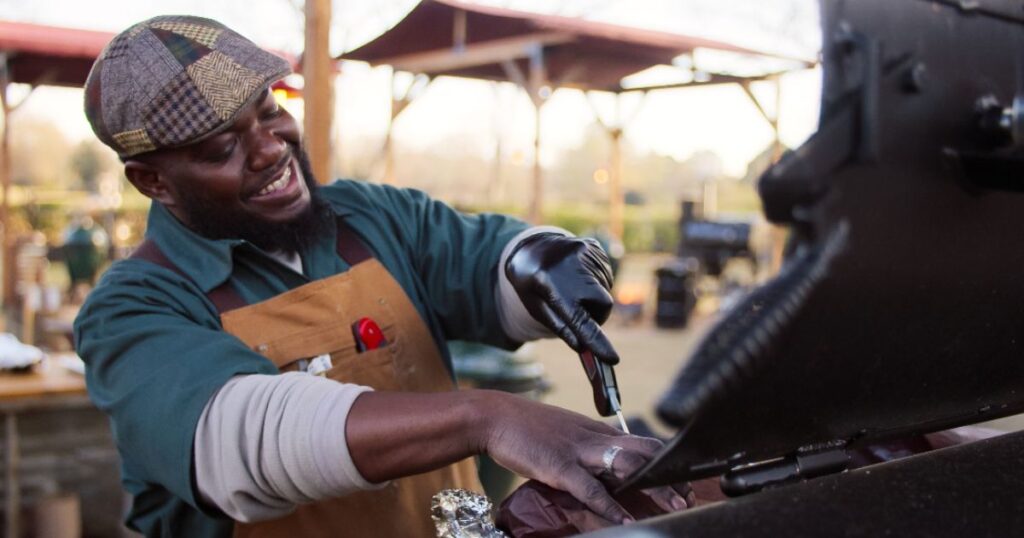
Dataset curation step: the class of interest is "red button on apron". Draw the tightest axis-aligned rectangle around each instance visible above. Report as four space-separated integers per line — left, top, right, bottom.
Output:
353 317 386 351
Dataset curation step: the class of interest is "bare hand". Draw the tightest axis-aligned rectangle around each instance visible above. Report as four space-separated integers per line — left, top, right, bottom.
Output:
475 391 687 523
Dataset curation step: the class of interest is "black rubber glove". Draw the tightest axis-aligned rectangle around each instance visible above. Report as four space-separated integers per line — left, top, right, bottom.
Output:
505 233 619 365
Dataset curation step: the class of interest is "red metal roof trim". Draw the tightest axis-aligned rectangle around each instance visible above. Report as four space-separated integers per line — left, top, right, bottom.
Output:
346 0 789 63
0 19 302 88
429 0 770 57
0 20 113 59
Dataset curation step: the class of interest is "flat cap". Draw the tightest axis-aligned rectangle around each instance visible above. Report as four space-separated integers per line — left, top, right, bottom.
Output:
84 15 292 158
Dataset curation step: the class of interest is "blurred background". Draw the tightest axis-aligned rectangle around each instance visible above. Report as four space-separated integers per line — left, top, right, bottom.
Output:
0 0 826 536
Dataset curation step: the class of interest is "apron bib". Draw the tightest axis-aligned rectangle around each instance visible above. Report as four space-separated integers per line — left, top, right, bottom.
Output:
132 222 482 538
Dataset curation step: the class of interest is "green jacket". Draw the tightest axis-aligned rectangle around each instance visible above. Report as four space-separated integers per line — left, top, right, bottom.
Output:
74 180 527 537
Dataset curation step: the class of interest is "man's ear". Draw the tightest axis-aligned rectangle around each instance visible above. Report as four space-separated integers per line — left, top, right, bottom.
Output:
124 160 175 207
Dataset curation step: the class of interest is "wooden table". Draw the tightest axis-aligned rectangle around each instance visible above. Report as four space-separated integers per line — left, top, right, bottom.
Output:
0 355 88 538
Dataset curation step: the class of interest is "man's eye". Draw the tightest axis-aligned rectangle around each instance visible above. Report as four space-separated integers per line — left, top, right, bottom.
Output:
262 106 282 120
203 142 235 162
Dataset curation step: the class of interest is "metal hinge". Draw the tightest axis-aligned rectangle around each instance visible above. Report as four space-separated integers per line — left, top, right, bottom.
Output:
719 443 851 497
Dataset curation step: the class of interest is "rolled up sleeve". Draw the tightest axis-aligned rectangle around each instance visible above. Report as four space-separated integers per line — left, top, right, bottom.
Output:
194 373 382 522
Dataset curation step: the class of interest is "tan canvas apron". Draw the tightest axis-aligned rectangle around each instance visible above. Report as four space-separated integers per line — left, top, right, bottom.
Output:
132 222 482 538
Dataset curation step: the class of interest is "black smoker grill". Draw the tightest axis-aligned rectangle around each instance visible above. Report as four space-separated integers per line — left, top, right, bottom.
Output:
655 202 756 328
589 0 1024 535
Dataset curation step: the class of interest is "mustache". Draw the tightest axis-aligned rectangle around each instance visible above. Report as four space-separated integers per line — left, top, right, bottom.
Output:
247 150 293 197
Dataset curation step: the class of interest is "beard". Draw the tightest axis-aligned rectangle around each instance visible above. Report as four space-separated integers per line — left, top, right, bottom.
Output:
176 146 331 254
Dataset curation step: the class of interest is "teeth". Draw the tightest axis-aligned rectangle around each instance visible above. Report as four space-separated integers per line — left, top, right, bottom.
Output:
257 166 291 196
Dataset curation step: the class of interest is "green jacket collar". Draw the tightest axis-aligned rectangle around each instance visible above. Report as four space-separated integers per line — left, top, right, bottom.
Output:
144 196 352 293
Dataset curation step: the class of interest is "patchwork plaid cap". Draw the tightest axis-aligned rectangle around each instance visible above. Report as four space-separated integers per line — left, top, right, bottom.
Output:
84 15 292 158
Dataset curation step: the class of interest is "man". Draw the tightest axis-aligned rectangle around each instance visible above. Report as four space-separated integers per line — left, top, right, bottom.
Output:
75 15 684 537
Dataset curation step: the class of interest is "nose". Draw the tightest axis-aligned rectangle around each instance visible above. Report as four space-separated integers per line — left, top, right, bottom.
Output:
246 126 288 173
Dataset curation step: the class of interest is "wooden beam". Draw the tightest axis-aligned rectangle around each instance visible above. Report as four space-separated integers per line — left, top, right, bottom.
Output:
378 33 573 75
304 0 333 185
772 76 784 161
616 72 778 93
739 80 774 127
500 60 529 95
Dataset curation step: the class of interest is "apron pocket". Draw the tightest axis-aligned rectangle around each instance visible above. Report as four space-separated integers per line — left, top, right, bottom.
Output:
325 345 401 391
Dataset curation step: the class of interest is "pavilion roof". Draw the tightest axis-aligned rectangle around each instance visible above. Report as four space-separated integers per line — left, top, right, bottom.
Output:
343 0 807 92
0 19 303 88
0 20 114 87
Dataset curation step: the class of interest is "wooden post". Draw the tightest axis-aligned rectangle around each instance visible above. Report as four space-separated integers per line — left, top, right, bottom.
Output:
586 92 647 243
609 127 624 242
768 76 786 273
527 46 546 225
304 0 333 185
5 412 19 538
500 44 548 224
489 83 504 205
383 72 405 185
0 54 14 309
453 9 467 52
530 102 544 224
383 72 397 185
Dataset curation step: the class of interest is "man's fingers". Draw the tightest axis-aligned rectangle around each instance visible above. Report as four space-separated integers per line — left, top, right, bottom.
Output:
554 321 581 352
582 420 627 437
529 300 581 350
561 468 633 524
619 435 664 457
583 437 663 483
643 485 689 513
545 293 620 365
576 319 619 365
580 238 614 290
584 439 686 515
603 450 649 482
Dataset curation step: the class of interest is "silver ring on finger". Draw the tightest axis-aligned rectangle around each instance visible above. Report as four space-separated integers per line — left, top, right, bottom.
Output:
602 445 624 476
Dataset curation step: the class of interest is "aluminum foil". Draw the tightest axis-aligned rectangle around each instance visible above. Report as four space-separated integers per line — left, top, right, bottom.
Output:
431 488 507 538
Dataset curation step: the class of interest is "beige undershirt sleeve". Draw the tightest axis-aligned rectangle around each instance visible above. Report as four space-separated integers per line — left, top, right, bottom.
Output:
194 373 386 523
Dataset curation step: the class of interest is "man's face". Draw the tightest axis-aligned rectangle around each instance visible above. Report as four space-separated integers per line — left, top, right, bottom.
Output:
133 89 329 252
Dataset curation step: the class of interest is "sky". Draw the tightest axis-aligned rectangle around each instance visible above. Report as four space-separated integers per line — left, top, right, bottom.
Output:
0 0 823 178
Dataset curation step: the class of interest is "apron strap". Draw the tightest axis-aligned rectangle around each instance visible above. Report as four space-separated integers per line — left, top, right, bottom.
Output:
129 240 247 314
129 218 375 314
335 219 374 265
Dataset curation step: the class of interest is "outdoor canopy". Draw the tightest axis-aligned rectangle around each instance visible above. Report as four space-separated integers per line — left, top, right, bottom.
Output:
343 0 801 92
342 0 811 233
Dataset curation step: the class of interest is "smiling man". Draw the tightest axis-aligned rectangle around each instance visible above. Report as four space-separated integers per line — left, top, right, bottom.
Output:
74 15 684 538
123 89 326 254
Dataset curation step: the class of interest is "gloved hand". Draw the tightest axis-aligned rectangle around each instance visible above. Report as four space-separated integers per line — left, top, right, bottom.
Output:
505 233 618 365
